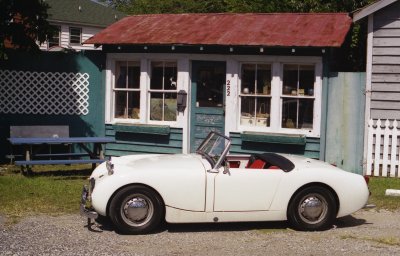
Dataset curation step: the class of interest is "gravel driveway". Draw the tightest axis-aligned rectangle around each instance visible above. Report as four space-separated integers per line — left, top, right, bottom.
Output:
1 209 399 256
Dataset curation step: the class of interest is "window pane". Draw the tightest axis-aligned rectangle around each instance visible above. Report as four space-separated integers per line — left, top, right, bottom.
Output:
164 93 177 121
256 64 271 95
241 96 255 126
115 61 140 89
48 26 60 48
195 64 225 107
114 91 127 118
150 62 164 90
127 62 140 89
299 65 315 96
283 64 315 96
241 96 270 127
282 98 314 129
114 91 140 119
164 62 177 90
127 91 140 119
150 92 177 121
298 98 314 129
241 64 255 94
69 27 81 44
255 97 270 127
282 64 298 96
282 99 297 128
115 62 127 88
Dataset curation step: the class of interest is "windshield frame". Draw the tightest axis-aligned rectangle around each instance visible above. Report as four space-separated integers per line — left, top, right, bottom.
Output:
196 132 231 169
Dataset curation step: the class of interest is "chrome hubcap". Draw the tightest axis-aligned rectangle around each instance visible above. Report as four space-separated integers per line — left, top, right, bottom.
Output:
125 198 149 221
121 194 153 227
298 194 327 224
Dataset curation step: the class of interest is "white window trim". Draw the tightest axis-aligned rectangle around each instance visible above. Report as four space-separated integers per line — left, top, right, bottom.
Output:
47 25 61 49
236 58 322 137
147 61 179 124
105 54 185 128
69 27 82 45
105 53 322 138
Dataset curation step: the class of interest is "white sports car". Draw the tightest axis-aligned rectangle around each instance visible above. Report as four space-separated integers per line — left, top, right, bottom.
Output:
81 132 371 234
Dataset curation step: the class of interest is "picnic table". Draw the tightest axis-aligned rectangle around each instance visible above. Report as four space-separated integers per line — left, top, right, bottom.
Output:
8 136 115 173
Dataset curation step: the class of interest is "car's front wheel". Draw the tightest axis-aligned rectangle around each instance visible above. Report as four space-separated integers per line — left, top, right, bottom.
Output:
109 185 164 234
287 186 337 231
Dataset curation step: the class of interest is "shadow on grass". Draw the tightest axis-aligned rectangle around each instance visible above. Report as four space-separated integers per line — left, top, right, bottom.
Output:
23 168 92 178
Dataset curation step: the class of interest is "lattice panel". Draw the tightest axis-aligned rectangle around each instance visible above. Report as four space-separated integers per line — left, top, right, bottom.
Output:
0 70 90 115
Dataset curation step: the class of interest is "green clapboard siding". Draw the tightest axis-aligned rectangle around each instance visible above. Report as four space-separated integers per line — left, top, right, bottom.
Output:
229 132 320 159
241 132 306 145
113 124 170 135
105 124 183 156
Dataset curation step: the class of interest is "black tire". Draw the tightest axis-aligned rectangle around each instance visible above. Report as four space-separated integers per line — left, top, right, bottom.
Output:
109 185 164 234
287 186 337 231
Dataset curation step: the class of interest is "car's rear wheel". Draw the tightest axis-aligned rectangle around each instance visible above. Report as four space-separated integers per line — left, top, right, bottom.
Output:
287 186 337 231
109 185 164 234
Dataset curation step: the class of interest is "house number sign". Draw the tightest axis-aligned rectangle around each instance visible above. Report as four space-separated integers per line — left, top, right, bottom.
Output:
226 80 231 96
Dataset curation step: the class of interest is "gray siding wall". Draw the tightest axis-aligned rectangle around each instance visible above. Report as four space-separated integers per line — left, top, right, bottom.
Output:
371 1 400 119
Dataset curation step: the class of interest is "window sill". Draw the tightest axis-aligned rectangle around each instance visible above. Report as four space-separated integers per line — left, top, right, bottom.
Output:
113 124 170 135
241 132 306 145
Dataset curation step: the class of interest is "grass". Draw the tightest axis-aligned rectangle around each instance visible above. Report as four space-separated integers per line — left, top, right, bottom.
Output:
0 165 400 224
0 164 90 223
340 234 400 246
368 177 400 210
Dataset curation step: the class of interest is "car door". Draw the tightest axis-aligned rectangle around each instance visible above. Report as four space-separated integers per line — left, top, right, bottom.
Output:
213 167 283 211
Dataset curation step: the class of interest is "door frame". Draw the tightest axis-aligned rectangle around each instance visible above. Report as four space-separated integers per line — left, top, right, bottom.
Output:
189 60 227 153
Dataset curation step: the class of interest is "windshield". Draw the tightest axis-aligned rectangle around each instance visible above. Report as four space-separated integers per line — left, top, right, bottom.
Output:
196 132 231 168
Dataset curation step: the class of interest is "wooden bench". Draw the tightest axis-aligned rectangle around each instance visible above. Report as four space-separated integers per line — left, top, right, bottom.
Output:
8 125 114 174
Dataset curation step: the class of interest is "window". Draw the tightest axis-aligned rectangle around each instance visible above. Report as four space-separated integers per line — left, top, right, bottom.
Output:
149 61 178 122
69 27 82 44
48 26 60 48
240 64 272 127
113 61 141 119
281 65 315 129
239 62 319 135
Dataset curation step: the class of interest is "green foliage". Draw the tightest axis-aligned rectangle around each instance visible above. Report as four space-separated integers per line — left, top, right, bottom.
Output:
107 0 374 14
0 0 55 59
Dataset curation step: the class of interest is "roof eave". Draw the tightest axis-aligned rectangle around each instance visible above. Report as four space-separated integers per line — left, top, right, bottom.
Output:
49 19 109 29
353 0 398 22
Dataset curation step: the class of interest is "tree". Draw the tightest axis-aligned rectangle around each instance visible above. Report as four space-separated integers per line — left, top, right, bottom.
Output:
0 0 55 59
106 0 374 14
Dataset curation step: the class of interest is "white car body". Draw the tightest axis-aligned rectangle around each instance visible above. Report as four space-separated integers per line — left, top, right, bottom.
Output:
89 153 368 223
81 132 370 234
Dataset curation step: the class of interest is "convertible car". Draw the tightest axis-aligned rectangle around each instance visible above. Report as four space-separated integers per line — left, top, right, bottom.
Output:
81 132 371 234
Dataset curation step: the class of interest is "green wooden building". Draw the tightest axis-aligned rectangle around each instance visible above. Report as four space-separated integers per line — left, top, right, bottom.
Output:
0 13 366 174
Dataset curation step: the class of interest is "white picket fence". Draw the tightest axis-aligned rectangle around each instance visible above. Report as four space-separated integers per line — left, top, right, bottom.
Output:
366 119 400 177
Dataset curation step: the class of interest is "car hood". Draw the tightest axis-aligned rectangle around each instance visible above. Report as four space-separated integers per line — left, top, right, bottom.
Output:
91 153 209 179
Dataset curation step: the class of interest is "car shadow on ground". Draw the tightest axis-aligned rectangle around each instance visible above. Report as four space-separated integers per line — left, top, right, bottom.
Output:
334 214 368 229
90 214 367 234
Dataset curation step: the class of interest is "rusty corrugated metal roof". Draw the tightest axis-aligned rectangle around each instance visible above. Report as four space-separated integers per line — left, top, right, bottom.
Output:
85 13 352 47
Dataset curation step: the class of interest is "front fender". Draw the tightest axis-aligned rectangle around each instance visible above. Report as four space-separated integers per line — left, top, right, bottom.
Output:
91 155 207 216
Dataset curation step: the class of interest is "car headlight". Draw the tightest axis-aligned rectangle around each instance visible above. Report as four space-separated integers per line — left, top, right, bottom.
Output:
106 158 114 175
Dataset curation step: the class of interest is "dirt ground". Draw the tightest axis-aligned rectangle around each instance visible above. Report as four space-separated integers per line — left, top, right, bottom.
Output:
1 209 400 255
